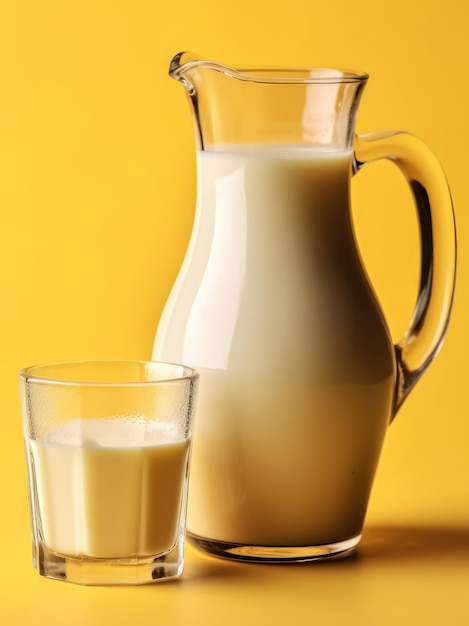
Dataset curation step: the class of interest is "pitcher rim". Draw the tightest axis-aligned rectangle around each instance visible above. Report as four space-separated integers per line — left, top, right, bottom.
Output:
170 52 369 85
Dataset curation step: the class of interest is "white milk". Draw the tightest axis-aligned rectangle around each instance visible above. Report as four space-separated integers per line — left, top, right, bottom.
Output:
30 419 190 558
155 147 396 547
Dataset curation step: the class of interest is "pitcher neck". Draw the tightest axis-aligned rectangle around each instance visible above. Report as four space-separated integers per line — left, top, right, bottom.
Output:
169 52 368 151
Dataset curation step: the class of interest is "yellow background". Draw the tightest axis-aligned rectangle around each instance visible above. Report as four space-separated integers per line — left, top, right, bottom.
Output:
0 0 467 623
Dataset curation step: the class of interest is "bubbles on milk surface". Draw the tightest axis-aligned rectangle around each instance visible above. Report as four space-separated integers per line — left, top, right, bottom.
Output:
44 417 180 447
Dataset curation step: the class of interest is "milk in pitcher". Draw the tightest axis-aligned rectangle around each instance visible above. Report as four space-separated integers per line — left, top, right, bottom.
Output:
156 146 396 548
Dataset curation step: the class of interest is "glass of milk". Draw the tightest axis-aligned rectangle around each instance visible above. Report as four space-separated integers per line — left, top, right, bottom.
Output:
19 360 198 585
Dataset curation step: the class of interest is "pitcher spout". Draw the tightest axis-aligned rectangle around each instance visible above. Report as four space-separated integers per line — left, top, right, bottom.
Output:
169 52 237 88
169 52 225 95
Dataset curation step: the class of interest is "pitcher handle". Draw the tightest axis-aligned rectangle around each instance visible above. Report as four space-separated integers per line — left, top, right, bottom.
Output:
354 131 456 417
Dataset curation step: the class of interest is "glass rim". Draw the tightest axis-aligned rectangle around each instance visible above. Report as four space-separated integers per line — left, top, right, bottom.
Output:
19 359 199 387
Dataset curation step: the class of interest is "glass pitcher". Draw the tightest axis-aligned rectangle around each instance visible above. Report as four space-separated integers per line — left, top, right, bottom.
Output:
153 52 456 562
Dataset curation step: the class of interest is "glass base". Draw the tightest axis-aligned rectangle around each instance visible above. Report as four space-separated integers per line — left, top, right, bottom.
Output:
33 539 185 585
187 531 361 563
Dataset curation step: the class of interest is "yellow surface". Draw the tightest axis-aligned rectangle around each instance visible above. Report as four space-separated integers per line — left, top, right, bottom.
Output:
0 1 468 624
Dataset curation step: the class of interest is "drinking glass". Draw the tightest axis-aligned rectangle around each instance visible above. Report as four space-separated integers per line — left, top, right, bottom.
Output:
20 360 198 585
